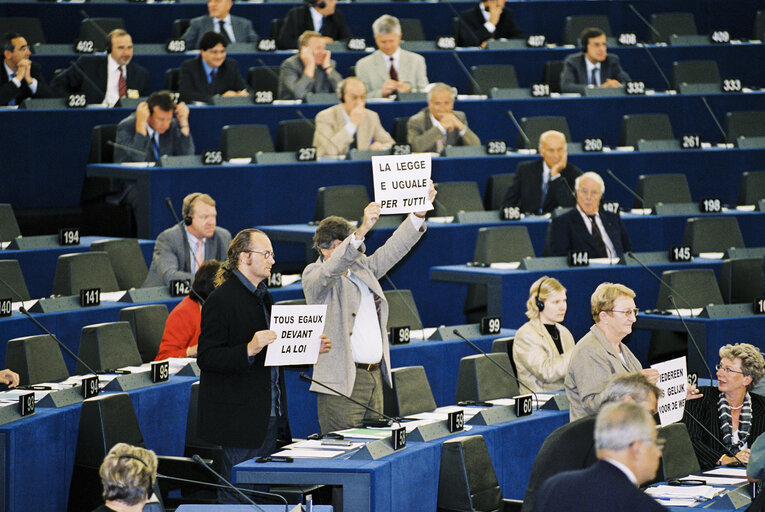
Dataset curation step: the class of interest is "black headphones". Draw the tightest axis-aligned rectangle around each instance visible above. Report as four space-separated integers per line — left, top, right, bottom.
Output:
307 0 327 9
338 79 345 102
535 277 547 312
117 453 154 500
183 193 202 226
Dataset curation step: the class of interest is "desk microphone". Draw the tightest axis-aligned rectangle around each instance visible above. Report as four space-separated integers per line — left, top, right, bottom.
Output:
155 473 288 510
298 372 402 425
452 328 539 408
382 274 425 341
191 454 268 512
107 140 162 166
67 58 108 102
163 197 207 305
0 273 28 303
667 294 714 384
506 110 531 149
18 306 100 376
699 96 728 145
625 251 695 312
605 169 648 211
450 52 483 95
80 9 110 43
626 4 671 90
255 58 283 84
683 409 745 466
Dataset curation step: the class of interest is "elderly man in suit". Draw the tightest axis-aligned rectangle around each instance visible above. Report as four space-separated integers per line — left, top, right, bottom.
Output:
143 192 231 287
302 184 435 433
501 130 582 214
355 15 429 99
1 32 54 106
457 0 524 48
534 401 667 512
114 90 194 163
277 0 351 50
313 77 394 157
561 27 631 94
51 29 149 106
278 30 342 100
547 171 632 258
178 31 248 104
181 0 258 49
407 82 480 153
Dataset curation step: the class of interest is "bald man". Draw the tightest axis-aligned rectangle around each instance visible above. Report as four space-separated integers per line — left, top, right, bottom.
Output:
501 130 582 214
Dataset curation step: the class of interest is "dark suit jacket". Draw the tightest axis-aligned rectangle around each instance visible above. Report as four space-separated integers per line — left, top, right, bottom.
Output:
547 207 633 257
50 55 150 105
178 55 248 104
535 460 667 512
277 53 342 100
115 112 195 164
683 386 765 470
457 4 523 47
277 4 351 50
522 415 597 512
560 53 631 94
0 61 54 106
197 276 290 448
501 160 582 214
181 14 259 49
406 107 481 153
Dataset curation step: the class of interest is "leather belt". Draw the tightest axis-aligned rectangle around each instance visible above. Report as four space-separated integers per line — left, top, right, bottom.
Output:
355 362 381 371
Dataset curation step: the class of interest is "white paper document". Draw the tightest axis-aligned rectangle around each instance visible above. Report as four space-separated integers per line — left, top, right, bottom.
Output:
372 153 433 215
645 485 723 500
650 356 687 425
265 304 327 366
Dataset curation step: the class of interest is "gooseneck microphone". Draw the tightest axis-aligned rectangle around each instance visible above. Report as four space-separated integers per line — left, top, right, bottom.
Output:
699 96 728 145
164 197 207 305
382 274 425 341
155 472 288 510
507 110 531 149
450 52 483 95
667 294 714 384
624 252 695 311
67 59 107 101
107 140 162 166
298 372 402 425
625 4 672 90
452 328 540 408
191 454 268 512
683 410 745 466
605 169 648 211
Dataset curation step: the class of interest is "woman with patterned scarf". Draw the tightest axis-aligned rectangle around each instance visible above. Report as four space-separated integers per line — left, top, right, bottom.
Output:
683 343 765 470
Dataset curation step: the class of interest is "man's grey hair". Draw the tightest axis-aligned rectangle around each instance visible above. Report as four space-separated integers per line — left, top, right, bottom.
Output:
602 372 662 405
595 401 655 451
575 171 605 194
372 15 401 36
427 82 457 102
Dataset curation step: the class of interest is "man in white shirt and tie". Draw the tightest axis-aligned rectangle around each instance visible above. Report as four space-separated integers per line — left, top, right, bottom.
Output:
355 15 429 99
181 0 259 49
560 27 631 94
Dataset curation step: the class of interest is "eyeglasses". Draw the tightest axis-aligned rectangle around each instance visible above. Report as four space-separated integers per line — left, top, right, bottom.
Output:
245 250 275 260
715 363 745 376
607 308 639 317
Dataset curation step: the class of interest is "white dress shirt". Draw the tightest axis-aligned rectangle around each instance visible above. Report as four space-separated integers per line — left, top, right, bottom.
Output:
104 55 125 107
575 205 617 257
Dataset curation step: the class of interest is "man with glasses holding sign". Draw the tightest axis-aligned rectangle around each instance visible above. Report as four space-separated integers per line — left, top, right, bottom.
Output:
303 166 435 433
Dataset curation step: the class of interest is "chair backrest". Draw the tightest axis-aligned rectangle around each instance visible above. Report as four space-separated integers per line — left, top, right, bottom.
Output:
53 251 120 296
164 68 181 91
484 173 515 210
0 17 46 45
90 239 148 289
649 12 698 43
88 124 117 164
270 18 285 39
542 60 564 94
6 334 69 385
657 423 700 480
720 258 763 304
620 114 674 146
433 181 484 216
0 203 21 242
682 217 745 255
77 321 143 373
314 185 370 222
119 304 169 363
491 336 517 377
518 116 572 149
185 382 222 462
635 174 692 209
400 18 425 41
671 60 721 89
756 10 765 39
247 66 281 93
563 15 613 45
384 289 423 331
738 170 765 205
474 226 535 264
78 18 124 52
469 65 518 95
0 260 31 301
220 124 275 159
655 269 724 310
276 119 315 152
455 352 519 402
392 117 409 144
171 18 190 39
389 366 437 416
725 111 765 142
438 435 503 512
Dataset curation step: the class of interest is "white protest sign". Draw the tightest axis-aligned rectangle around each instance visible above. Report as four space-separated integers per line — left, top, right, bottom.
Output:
651 356 688 426
372 153 433 215
265 304 327 366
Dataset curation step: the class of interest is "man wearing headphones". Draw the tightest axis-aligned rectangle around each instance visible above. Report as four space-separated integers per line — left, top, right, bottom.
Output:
143 192 231 287
51 29 150 106
560 27 631 94
277 0 351 50
278 30 342 100
313 77 394 157
114 90 194 163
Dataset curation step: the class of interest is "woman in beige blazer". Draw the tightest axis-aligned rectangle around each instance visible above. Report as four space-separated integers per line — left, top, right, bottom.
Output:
512 276 576 393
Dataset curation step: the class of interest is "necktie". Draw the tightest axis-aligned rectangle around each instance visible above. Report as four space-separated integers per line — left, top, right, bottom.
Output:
389 57 398 81
217 19 231 44
194 240 204 273
540 173 549 214
587 215 608 257
118 66 127 98
152 133 160 160
8 72 16 106
590 67 600 86
209 68 216 85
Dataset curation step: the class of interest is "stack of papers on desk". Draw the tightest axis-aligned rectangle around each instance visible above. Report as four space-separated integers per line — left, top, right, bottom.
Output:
272 439 365 459
645 484 724 506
